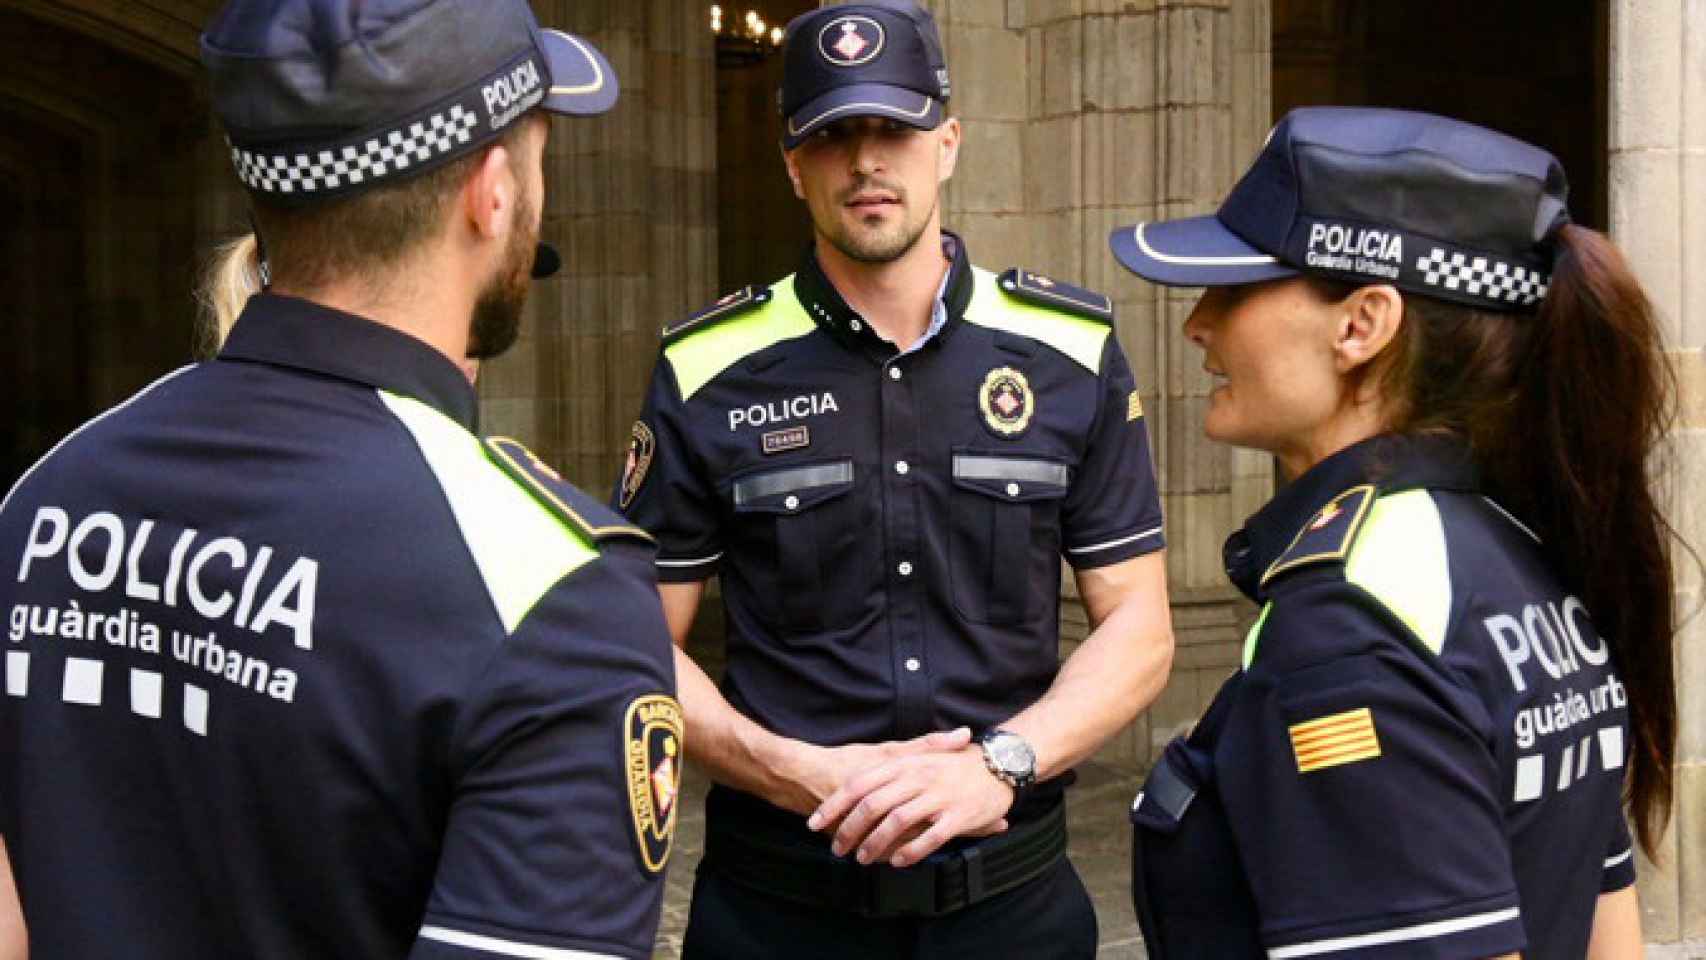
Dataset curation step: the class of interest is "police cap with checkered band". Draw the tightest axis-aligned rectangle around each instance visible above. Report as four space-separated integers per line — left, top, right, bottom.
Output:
778 0 950 150
1110 107 1572 313
202 0 614 276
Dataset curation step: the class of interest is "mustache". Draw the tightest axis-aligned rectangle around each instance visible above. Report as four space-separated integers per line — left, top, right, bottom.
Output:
837 178 906 204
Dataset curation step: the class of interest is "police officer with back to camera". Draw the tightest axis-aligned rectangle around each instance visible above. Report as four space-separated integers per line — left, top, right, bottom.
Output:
1111 107 1680 958
614 2 1175 956
0 2 684 957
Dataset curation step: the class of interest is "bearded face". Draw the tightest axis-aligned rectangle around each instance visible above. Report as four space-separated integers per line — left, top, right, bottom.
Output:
466 188 537 361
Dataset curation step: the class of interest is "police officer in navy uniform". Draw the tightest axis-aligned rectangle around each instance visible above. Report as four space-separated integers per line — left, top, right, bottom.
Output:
0 2 682 957
1112 107 1679 958
614 2 1175 957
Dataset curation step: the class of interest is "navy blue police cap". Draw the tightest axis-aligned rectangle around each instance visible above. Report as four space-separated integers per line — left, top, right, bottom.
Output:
202 0 616 207
778 0 950 150
1110 107 1572 312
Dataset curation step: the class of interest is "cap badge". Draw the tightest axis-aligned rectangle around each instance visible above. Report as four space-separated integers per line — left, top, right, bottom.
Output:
979 366 1035 438
819 15 885 67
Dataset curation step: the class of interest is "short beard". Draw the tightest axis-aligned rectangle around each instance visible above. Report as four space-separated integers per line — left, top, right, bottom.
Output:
466 194 536 360
822 182 934 265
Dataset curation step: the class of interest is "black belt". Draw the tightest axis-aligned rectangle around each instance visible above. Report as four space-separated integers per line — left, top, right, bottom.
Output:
705 799 1068 918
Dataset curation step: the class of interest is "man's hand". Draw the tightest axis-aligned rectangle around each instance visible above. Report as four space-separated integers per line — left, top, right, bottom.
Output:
770 727 973 816
806 744 1013 869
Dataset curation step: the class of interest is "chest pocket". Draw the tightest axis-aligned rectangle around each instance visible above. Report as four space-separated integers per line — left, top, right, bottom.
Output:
948 452 1069 626
731 458 873 635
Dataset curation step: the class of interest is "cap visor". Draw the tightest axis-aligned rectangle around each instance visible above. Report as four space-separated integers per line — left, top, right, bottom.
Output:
1108 217 1295 287
783 84 942 149
539 29 618 116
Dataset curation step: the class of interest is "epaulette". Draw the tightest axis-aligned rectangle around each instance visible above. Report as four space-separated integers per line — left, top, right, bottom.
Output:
997 268 1113 323
662 285 773 343
483 436 655 545
1260 484 1376 588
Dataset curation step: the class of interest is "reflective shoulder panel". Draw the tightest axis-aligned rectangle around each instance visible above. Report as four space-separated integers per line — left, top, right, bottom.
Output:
1345 489 1453 656
1261 484 1377 587
483 436 654 545
380 391 599 634
1242 601 1274 670
964 267 1111 373
664 276 816 400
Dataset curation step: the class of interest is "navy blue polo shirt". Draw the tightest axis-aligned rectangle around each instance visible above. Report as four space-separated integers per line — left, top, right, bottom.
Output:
615 234 1164 767
0 294 680 960
1142 435 1633 958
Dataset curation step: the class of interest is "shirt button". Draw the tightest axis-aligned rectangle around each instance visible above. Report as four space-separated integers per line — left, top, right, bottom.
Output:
850 319 863 332
784 495 800 511
888 367 902 381
897 561 914 576
1006 482 1021 497
904 658 921 673
895 460 910 476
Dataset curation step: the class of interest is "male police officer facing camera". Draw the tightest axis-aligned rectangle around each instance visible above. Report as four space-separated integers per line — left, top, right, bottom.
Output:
615 2 1175 956
0 2 681 958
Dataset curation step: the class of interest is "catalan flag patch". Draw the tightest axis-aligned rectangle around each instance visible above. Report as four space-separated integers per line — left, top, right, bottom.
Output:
1127 389 1144 421
1289 707 1382 773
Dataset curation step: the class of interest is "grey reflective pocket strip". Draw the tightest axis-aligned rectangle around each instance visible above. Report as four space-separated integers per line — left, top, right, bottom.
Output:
951 455 1068 487
732 461 854 505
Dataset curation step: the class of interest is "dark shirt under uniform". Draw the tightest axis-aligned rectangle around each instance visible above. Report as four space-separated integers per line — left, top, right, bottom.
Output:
618 232 1163 820
0 294 680 960
1132 435 1635 959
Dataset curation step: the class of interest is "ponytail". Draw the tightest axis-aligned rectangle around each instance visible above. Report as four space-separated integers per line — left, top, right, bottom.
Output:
1501 224 1680 857
194 233 264 358
1378 224 1684 858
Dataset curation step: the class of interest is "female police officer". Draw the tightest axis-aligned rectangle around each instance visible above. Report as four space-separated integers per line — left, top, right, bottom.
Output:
1110 107 1680 958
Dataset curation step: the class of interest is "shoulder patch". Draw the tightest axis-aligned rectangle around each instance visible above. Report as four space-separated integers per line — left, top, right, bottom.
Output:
663 285 773 343
997 268 1113 323
625 693 684 874
1261 484 1376 588
483 437 655 545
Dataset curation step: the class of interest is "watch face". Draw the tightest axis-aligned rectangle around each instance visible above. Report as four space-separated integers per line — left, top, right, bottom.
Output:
987 733 1035 777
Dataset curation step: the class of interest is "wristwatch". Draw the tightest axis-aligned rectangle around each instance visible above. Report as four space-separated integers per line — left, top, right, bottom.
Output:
978 729 1037 789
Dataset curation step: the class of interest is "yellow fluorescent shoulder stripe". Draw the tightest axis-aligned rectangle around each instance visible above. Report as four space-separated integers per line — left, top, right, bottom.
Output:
1290 707 1382 773
1242 602 1273 670
380 392 598 634
1345 490 1452 656
664 276 816 400
964 268 1110 374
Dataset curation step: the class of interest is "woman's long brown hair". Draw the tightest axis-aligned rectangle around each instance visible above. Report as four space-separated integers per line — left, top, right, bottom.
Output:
1362 225 1683 858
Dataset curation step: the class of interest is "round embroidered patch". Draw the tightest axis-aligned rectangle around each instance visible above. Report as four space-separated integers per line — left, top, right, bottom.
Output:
817 15 885 67
619 420 655 510
979 366 1035 438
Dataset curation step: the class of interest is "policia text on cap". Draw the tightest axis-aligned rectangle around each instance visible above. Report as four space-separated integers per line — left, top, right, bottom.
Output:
613 2 1174 957
0 2 684 957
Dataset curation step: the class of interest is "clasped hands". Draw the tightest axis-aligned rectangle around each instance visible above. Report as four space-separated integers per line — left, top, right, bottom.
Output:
789 727 1014 870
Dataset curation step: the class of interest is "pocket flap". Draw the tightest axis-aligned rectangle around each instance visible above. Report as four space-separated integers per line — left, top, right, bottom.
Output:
1131 738 1205 834
952 453 1069 503
732 459 854 514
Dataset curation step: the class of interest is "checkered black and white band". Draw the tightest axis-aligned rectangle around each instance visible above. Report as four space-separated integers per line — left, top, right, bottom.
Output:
1416 248 1549 307
227 51 544 203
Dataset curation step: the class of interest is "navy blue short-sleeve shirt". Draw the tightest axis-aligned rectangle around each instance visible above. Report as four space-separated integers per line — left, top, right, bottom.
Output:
614 234 1165 757
0 295 681 960
1133 436 1634 959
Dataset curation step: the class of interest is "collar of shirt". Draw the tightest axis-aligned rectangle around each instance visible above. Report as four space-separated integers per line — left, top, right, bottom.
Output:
218 292 480 432
792 230 974 361
1223 433 1481 599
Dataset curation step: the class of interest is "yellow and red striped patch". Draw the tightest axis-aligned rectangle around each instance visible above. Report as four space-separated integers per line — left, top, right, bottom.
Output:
1289 707 1382 773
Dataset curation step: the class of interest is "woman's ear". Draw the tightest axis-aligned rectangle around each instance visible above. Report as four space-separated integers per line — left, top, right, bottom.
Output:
1334 284 1404 376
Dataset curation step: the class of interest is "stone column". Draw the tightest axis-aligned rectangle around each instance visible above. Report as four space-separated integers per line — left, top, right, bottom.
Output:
924 0 1273 769
481 1 718 492
1608 0 1706 950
